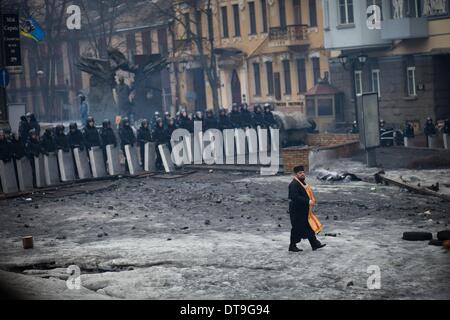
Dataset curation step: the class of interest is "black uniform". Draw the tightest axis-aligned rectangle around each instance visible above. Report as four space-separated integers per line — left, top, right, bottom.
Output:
68 125 85 150
100 123 117 148
288 178 321 249
119 121 136 150
28 114 41 137
83 123 101 150
263 110 277 128
424 119 437 136
40 129 57 155
54 126 70 152
178 113 194 133
443 119 450 135
204 112 218 131
218 111 233 130
18 116 30 144
0 134 12 162
240 106 253 128
137 121 152 164
252 108 265 128
152 121 167 170
404 123 415 138
25 135 42 159
229 107 241 129
11 135 26 160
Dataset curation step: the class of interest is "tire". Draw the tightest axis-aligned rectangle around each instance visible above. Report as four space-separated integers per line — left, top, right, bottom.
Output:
428 239 443 246
437 230 450 241
402 232 433 241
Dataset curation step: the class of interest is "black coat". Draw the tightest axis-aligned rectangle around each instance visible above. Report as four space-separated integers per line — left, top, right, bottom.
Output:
137 127 152 146
240 110 253 128
18 118 30 143
218 115 233 130
25 138 42 159
119 126 136 148
0 139 12 162
100 128 117 147
68 130 85 150
264 111 277 128
253 113 265 128
229 111 241 128
83 126 101 149
55 133 70 152
152 126 168 145
288 179 314 241
178 116 193 133
204 116 218 131
41 133 57 154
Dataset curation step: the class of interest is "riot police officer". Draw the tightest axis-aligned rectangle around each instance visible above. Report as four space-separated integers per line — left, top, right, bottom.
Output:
229 103 241 129
218 108 233 131
119 117 136 150
68 123 85 150
41 128 57 155
263 103 277 128
83 116 101 150
100 119 117 148
55 125 70 152
240 103 253 129
204 110 218 131
252 104 265 128
137 119 152 165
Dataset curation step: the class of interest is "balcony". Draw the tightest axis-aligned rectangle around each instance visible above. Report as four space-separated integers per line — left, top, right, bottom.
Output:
381 17 428 40
268 24 309 47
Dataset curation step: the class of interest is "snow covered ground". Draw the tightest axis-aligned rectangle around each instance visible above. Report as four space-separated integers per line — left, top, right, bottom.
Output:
0 167 449 300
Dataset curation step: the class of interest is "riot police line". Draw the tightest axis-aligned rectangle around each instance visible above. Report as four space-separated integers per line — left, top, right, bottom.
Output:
0 103 279 194
350 117 450 149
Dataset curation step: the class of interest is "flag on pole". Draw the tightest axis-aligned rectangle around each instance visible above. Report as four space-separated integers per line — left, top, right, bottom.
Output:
20 17 45 42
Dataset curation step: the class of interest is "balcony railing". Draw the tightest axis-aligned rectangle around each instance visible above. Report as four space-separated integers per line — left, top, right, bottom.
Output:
269 24 309 45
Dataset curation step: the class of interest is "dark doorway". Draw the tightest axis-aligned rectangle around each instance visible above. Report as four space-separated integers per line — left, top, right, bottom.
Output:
192 68 207 111
231 69 242 104
274 72 282 101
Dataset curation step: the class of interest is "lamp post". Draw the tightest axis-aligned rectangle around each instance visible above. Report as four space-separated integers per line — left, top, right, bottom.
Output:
338 53 368 127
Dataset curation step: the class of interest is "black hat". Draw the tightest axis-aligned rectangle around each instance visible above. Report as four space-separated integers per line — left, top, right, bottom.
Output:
293 165 305 173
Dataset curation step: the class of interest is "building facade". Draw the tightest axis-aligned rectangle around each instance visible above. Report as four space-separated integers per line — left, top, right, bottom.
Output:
323 0 450 130
172 0 331 123
7 2 172 123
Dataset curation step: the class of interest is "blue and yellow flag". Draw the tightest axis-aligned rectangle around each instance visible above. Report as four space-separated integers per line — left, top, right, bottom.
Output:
20 17 45 42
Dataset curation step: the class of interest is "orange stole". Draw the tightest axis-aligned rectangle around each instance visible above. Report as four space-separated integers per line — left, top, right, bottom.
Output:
294 177 324 234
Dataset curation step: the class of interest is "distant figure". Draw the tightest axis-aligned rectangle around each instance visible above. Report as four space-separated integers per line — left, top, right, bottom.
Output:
18 115 30 144
350 121 359 134
240 103 253 129
137 119 152 166
0 130 13 162
229 103 241 129
68 122 85 151
79 95 89 126
424 117 437 148
26 113 40 137
40 128 57 155
218 108 232 131
116 76 131 117
54 125 70 152
204 110 218 131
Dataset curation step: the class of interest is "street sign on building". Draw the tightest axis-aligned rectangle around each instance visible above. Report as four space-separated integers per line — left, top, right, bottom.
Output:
1 13 23 74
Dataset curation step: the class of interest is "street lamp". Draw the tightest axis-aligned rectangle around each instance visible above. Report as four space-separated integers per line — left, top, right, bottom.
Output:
338 52 368 125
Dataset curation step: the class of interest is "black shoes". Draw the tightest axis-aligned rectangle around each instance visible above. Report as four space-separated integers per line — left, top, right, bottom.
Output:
289 245 303 252
312 244 327 251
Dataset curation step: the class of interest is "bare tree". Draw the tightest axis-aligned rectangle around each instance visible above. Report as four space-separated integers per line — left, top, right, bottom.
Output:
149 0 220 112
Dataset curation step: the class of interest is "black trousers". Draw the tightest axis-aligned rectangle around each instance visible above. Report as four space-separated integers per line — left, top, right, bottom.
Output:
290 228 321 249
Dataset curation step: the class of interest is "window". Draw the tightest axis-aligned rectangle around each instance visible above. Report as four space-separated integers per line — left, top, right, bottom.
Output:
279 0 287 28
249 2 257 35
195 10 202 38
232 4 241 37
366 0 383 20
318 98 334 116
221 6 229 38
296 58 307 93
158 28 168 55
253 63 262 96
266 61 274 95
293 0 302 25
306 98 316 117
355 70 362 96
391 0 421 18
142 31 152 54
184 13 191 40
371 69 381 97
312 57 321 85
261 0 268 32
407 67 416 96
323 0 330 29
283 59 292 95
309 0 318 27
338 0 354 25
207 8 214 40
